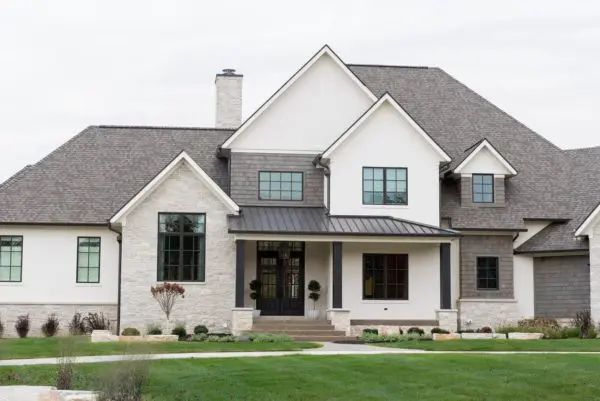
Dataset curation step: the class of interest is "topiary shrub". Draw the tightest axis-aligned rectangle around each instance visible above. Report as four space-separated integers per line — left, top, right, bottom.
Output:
171 324 187 340
362 328 378 335
406 327 424 336
146 324 162 335
41 314 60 337
431 327 450 334
15 314 30 338
476 326 493 333
121 327 141 336
194 325 209 335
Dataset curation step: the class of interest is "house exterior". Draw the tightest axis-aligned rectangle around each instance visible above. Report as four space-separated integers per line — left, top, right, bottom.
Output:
1 45 598 337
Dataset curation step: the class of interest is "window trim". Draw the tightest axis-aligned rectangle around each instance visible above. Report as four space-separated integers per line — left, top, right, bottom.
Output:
0 235 23 283
156 212 207 283
362 167 408 206
476 256 499 291
257 170 304 201
472 173 494 204
76 236 101 284
362 253 409 301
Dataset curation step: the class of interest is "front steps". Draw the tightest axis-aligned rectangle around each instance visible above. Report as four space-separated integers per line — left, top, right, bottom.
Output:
250 317 347 342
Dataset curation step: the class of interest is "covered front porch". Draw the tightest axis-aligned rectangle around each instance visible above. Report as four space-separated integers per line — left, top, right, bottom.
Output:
229 207 459 335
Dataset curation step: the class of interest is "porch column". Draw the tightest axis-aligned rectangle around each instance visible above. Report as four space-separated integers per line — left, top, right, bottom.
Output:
439 243 451 309
332 242 343 308
235 239 245 308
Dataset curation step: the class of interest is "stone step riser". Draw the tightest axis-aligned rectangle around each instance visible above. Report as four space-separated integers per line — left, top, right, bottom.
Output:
252 325 335 331
290 336 347 341
251 329 346 336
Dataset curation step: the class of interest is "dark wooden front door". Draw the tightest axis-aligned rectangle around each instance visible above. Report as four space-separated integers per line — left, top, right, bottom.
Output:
256 241 304 316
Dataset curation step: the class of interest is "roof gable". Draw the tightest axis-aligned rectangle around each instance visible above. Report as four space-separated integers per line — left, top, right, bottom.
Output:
321 93 451 161
454 139 517 176
110 151 239 224
221 45 376 150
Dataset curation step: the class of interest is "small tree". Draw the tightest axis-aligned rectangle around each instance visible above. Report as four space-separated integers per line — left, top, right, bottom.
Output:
249 280 261 308
150 283 185 326
308 280 321 310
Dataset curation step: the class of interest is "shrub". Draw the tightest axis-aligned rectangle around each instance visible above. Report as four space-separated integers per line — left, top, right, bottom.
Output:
542 328 567 339
206 335 237 342
361 332 432 343
84 312 111 333
518 317 560 330
194 325 209 335
150 282 185 321
406 327 424 336
14 314 30 338
171 324 187 340
121 327 141 336
190 333 208 342
362 328 378 335
589 326 598 339
476 326 493 333
146 324 162 335
96 358 150 401
41 314 60 337
431 327 450 334
248 332 292 343
458 329 475 333
56 337 75 390
496 324 542 334
562 327 580 338
573 309 594 339
68 313 87 336
0 316 4 338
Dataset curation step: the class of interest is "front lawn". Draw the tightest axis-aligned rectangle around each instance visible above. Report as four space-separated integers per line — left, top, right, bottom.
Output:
0 337 320 360
375 338 600 351
1 354 600 400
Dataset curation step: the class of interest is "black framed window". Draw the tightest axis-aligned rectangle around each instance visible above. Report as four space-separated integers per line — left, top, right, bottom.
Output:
0 235 22 282
473 174 494 203
77 237 100 283
259 171 303 201
363 254 408 300
158 213 205 282
363 167 407 205
477 257 499 290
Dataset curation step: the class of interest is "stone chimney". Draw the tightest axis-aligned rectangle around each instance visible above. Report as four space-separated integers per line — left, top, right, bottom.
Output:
215 68 243 129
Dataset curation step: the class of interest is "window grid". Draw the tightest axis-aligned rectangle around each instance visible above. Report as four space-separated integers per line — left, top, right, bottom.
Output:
477 256 499 290
77 237 101 283
0 235 22 282
363 254 408 300
363 167 407 205
258 171 303 201
472 174 494 203
158 213 206 282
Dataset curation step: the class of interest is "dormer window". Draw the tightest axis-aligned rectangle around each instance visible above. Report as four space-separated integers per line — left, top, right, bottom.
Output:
363 167 407 205
472 174 494 203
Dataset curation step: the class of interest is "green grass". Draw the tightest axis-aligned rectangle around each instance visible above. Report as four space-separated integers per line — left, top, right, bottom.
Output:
0 337 320 360
1 354 600 400
375 338 600 351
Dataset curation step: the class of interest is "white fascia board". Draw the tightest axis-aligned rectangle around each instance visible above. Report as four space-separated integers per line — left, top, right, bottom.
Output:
110 152 239 224
575 203 600 237
220 45 377 149
232 233 456 244
454 139 517 176
321 93 451 162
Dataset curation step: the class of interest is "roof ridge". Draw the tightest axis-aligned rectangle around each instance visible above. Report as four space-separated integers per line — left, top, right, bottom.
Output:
564 145 600 152
347 63 432 69
95 125 234 131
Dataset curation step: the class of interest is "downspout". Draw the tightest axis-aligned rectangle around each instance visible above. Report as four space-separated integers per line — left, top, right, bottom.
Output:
314 155 331 211
108 222 123 335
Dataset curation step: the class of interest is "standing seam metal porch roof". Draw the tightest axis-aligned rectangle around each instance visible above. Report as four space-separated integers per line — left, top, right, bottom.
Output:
228 206 458 236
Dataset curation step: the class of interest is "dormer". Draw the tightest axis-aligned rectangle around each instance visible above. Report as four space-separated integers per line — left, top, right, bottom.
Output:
452 139 517 207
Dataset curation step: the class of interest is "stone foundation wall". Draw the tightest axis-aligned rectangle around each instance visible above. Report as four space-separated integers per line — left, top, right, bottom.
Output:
0 303 117 337
457 299 520 330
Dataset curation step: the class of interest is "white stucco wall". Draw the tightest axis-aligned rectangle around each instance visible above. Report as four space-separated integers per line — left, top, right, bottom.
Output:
458 147 512 175
513 221 552 318
120 162 236 333
0 225 119 304
230 53 373 152
327 102 442 225
342 242 440 320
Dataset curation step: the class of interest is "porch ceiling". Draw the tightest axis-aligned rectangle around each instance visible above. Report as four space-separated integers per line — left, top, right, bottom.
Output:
228 206 459 237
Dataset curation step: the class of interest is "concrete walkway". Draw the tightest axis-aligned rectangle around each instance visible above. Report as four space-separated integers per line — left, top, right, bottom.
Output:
2 343 600 367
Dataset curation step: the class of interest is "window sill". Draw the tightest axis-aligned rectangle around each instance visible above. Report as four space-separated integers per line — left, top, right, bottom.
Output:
75 283 102 287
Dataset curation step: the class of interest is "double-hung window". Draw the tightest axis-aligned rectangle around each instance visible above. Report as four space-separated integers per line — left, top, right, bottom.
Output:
77 237 101 283
363 167 407 205
472 174 494 203
476 256 499 290
363 254 409 300
158 213 206 282
259 171 303 201
0 236 22 282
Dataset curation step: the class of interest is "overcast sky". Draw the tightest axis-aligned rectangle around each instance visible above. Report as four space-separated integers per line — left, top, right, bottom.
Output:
1 0 599 181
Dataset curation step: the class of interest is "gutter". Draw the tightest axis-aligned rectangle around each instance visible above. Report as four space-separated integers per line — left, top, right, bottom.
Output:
313 155 331 211
108 222 123 335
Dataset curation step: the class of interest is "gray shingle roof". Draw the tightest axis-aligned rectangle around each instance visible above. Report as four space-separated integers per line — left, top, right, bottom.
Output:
229 206 458 236
0 126 232 224
348 64 598 251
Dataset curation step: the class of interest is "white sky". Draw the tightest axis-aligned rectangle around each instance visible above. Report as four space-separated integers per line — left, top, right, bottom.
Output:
1 0 599 181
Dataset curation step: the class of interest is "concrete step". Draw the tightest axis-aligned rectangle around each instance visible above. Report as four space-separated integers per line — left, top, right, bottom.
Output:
251 328 346 336
290 334 347 342
252 324 335 331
